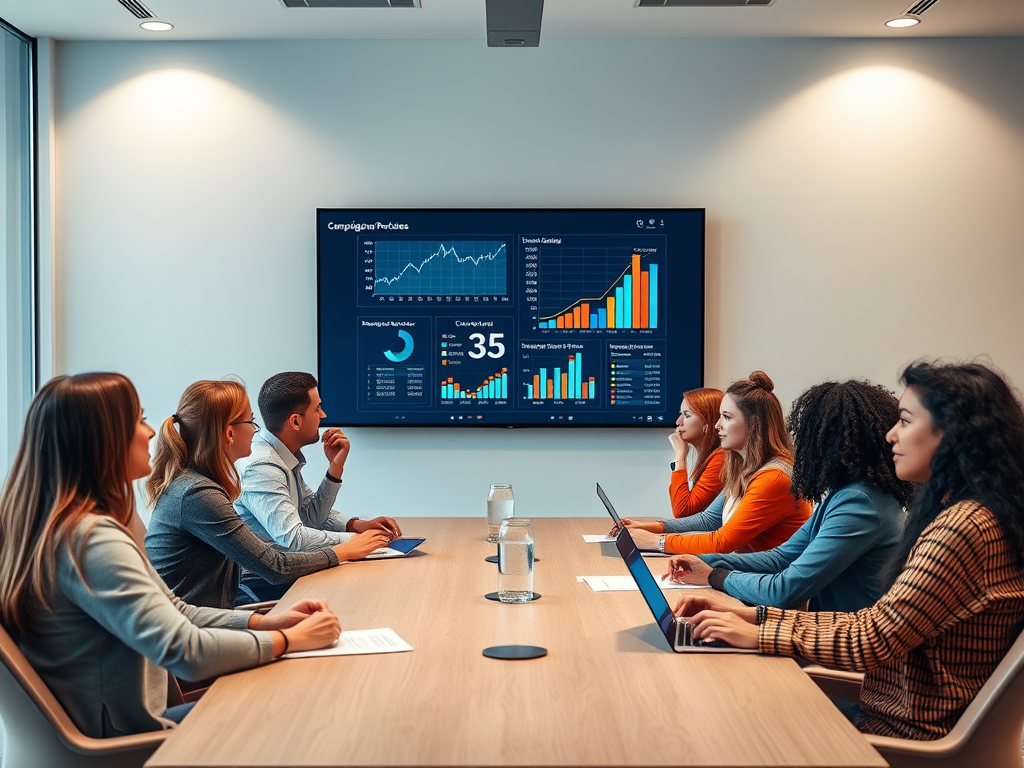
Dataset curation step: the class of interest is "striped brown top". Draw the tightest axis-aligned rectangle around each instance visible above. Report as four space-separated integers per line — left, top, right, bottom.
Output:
759 500 1024 740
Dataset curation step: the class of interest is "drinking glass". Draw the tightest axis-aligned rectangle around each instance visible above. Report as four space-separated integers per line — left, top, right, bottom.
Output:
497 519 534 603
487 483 514 543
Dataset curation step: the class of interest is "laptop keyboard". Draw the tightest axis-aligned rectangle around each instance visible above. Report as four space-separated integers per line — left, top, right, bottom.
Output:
677 620 728 648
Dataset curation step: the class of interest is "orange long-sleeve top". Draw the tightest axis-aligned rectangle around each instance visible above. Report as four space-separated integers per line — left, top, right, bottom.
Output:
669 448 726 518
662 461 811 555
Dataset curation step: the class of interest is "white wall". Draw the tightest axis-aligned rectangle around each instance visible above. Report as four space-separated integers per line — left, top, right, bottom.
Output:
50 37 1024 521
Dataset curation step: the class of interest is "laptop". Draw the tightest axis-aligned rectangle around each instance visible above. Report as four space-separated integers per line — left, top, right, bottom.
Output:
595 482 668 555
363 537 426 560
615 526 757 654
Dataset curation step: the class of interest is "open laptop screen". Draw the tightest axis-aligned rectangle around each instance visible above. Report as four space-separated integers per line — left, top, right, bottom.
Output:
616 528 675 637
595 482 621 526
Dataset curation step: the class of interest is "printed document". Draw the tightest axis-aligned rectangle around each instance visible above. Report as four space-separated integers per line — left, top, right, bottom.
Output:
578 575 710 592
282 628 413 659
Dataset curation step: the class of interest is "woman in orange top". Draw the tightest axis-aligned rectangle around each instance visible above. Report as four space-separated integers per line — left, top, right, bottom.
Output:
629 372 811 555
666 387 726 518
616 388 725 535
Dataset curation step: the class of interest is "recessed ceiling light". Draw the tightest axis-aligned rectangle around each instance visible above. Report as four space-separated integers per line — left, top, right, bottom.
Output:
140 20 174 31
885 17 921 28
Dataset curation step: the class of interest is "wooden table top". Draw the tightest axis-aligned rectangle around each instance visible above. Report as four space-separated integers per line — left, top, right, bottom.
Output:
146 517 886 768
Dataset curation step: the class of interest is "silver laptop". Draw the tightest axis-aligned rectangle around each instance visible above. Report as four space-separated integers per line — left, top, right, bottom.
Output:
615 525 757 654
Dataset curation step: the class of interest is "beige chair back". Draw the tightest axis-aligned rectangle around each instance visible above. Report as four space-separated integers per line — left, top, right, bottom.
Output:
0 623 166 768
809 626 1024 768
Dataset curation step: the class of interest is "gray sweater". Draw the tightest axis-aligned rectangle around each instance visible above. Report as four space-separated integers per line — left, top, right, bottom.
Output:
18 516 275 738
146 470 339 609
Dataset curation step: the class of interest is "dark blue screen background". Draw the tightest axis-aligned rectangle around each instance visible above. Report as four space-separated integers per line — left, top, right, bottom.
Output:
317 209 704 427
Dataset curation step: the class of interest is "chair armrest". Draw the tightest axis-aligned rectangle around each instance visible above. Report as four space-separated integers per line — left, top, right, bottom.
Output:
804 665 865 702
864 732 959 758
63 728 168 756
236 600 278 614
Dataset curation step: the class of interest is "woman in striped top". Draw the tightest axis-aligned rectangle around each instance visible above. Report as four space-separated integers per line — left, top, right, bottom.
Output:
678 361 1024 740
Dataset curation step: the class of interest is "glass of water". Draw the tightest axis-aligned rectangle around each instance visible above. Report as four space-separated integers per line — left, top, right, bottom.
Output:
487 483 514 543
497 519 534 603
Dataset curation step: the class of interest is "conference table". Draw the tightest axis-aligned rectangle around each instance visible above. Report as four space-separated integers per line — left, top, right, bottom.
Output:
146 518 887 768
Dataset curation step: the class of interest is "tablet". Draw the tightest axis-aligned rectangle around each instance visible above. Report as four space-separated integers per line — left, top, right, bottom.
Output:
363 537 426 559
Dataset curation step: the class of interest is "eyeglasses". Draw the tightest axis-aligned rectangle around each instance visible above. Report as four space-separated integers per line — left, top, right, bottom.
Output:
231 419 261 433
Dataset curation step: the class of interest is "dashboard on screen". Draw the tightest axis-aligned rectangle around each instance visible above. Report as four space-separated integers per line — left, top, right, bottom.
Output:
317 209 704 427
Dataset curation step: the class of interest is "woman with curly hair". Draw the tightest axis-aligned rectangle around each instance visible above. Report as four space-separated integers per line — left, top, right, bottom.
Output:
665 380 913 612
629 371 811 555
677 361 1024 740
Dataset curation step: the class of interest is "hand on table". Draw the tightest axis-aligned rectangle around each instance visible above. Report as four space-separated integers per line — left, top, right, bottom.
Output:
250 600 330 631
618 518 664 534
349 516 402 539
665 554 712 586
332 529 392 561
688 609 759 650
629 528 663 552
282 609 343 654
322 427 351 477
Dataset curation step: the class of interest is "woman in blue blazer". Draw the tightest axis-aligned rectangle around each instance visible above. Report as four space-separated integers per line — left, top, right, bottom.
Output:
665 379 914 612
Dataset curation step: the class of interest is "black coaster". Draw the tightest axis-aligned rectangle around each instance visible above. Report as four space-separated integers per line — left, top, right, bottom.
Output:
482 645 548 660
484 555 499 563
484 591 541 602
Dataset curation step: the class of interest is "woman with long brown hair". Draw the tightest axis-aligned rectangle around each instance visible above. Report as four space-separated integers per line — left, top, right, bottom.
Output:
145 379 389 609
0 373 340 737
629 371 811 555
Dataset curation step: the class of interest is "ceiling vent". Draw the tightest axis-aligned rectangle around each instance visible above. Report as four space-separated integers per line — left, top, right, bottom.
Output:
636 0 773 6
903 0 941 16
280 0 419 7
117 0 155 19
486 0 544 47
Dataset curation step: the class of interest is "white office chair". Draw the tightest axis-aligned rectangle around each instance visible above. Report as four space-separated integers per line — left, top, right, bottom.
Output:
805 627 1024 768
0 623 166 768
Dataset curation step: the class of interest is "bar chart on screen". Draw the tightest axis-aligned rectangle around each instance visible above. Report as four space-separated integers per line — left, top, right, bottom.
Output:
526 236 664 332
440 369 509 400
520 342 602 406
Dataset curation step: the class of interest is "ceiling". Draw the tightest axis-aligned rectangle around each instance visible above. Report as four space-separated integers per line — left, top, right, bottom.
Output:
3 0 1024 42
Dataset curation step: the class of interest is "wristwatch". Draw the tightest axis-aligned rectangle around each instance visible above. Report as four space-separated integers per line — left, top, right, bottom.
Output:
669 461 677 471
658 534 667 552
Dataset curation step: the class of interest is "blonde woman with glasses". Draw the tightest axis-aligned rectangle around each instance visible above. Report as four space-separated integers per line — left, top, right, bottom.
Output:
145 379 389 609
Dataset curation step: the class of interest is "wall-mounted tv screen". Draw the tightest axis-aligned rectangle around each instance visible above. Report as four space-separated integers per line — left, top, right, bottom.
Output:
317 209 704 427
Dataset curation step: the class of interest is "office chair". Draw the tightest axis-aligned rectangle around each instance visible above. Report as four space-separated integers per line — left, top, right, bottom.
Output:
805 627 1024 768
0 623 166 768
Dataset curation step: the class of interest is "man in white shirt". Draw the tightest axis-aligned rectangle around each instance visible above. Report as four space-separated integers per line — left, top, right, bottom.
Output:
236 372 401 556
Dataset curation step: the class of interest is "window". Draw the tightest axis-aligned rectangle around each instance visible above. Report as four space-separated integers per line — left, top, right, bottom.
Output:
0 19 35 471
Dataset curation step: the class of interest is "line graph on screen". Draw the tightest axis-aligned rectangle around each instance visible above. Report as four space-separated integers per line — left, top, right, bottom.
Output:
372 241 507 296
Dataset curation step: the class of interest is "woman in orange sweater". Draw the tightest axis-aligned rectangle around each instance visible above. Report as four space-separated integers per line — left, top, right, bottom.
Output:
665 387 726 518
629 372 811 556
616 388 725 534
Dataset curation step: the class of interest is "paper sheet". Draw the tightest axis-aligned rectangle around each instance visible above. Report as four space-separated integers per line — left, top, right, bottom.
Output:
582 534 617 543
577 575 711 592
282 628 413 659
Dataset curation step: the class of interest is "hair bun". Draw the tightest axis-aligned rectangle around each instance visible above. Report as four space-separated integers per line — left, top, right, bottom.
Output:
748 371 774 393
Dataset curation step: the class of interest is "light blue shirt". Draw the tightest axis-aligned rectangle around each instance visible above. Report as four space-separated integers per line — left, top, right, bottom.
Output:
235 432 354 551
701 482 905 612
